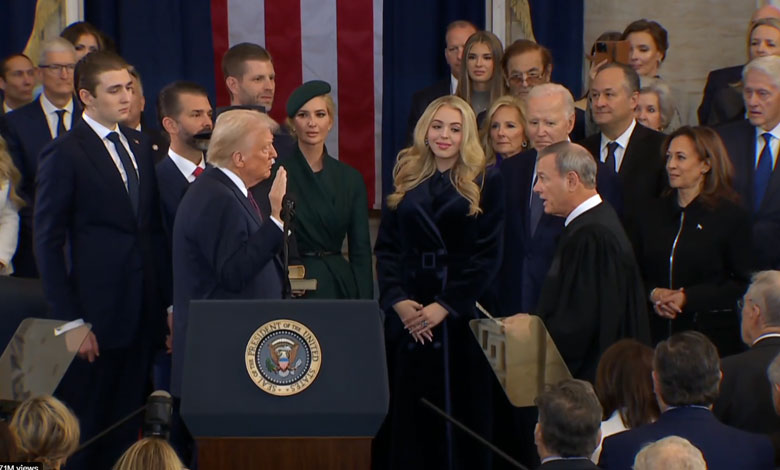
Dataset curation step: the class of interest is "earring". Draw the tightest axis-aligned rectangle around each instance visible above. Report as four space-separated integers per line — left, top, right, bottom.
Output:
522 140 528 149
424 138 429 147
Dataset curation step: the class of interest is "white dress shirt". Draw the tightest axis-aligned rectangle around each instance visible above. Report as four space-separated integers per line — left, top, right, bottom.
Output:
450 74 459 94
217 167 283 231
565 194 602 227
168 149 205 183
40 92 74 138
0 180 19 275
599 119 637 172
82 113 138 191
754 121 780 170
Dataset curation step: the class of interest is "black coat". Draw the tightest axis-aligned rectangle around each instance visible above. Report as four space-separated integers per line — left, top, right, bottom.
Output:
578 123 666 236
374 167 504 470
535 202 650 382
406 77 451 144
538 459 602 470
698 65 743 125
633 194 753 353
716 119 780 270
714 336 780 435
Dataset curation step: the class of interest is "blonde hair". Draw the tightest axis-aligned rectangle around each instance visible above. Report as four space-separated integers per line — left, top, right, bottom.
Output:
11 395 80 470
387 95 486 215
113 437 183 470
456 31 506 109
0 137 24 209
284 93 335 141
207 109 279 168
480 95 526 166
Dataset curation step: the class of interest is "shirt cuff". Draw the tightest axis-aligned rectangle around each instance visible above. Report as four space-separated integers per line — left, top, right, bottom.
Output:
269 216 284 231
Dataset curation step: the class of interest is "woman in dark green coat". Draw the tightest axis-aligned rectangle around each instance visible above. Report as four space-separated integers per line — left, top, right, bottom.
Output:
282 80 373 299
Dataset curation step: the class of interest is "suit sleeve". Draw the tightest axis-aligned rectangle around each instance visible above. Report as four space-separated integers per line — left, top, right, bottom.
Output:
346 171 374 299
375 203 408 311
34 142 80 318
698 71 717 125
435 170 505 317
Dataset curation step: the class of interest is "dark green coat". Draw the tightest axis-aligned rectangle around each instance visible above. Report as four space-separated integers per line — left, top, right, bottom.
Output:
282 146 373 299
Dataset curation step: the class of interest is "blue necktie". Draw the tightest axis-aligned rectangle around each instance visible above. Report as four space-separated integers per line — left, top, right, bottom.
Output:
106 132 139 216
605 141 620 172
755 132 774 212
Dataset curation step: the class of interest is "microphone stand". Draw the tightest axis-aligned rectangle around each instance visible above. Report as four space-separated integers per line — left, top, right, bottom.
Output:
281 198 295 299
74 405 147 453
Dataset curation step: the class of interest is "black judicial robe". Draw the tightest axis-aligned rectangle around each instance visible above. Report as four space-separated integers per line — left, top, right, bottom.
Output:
534 201 649 382
374 167 504 470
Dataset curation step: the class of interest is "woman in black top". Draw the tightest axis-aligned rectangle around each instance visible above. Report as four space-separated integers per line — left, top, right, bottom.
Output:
634 126 754 355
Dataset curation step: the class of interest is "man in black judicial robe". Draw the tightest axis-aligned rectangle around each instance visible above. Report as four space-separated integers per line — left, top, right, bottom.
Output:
530 141 649 382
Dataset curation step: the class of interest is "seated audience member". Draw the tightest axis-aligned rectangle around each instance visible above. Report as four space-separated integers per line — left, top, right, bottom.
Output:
0 54 35 114
0 421 18 462
716 55 780 271
632 436 707 470
714 270 780 434
171 110 286 400
503 40 586 141
1 37 82 278
634 126 752 356
123 66 167 161
60 21 104 60
10 395 80 470
456 31 505 118
112 437 184 470
599 331 773 470
699 4 780 124
708 17 780 126
636 79 678 133
592 339 659 462
481 94 528 167
534 379 603 469
0 136 22 275
406 20 477 141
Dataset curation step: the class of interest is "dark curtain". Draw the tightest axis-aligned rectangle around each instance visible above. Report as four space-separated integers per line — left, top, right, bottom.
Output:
84 0 216 130
381 1 485 201
0 1 36 60
529 0 584 98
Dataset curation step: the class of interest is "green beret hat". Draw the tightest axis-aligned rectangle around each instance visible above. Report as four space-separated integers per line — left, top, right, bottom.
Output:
286 80 332 118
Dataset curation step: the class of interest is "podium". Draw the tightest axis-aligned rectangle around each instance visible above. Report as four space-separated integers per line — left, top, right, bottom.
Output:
180 299 389 469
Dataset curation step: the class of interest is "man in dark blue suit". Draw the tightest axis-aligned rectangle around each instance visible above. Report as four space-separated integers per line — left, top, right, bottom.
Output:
1 38 82 277
717 55 780 270
171 109 286 400
498 83 621 315
35 51 169 470
599 331 774 470
0 53 35 114
406 20 477 141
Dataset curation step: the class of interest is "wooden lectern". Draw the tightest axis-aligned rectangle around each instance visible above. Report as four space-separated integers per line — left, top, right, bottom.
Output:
180 299 388 470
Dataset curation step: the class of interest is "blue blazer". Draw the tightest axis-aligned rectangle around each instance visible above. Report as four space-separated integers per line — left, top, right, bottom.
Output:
155 155 192 245
0 96 82 277
496 149 623 314
34 120 169 349
171 166 284 396
716 119 780 270
599 407 773 470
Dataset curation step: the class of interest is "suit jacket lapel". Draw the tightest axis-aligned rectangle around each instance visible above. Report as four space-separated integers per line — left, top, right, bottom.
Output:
124 127 150 221
212 168 262 228
620 124 646 179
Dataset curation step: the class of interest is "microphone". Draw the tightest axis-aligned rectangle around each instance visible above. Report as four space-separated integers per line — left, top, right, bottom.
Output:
281 196 296 299
143 390 173 439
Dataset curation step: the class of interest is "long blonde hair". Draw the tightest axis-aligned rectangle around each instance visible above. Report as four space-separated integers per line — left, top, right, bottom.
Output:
387 95 486 215
0 136 24 208
11 395 80 470
480 95 527 166
456 31 506 109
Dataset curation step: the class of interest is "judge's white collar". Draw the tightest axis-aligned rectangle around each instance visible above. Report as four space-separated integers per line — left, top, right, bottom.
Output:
565 194 602 226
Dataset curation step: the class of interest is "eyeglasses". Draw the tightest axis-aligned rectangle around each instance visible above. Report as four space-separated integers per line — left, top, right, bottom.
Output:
737 298 745 311
40 63 76 73
507 71 543 85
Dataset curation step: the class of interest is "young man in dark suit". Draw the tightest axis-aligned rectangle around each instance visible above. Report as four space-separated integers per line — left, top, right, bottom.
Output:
406 20 477 140
717 55 780 270
1 38 82 277
534 379 603 469
122 66 169 162
599 331 774 470
34 51 170 470
578 62 665 237
171 109 286 399
714 270 780 435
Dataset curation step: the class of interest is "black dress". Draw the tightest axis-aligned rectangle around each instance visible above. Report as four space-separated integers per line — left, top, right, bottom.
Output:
634 194 754 355
374 167 505 470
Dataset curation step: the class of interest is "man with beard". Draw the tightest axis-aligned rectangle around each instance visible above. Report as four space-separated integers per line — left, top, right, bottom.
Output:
155 81 213 244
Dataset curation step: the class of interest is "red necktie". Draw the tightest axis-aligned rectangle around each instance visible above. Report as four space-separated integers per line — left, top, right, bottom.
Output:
192 166 204 178
246 191 264 221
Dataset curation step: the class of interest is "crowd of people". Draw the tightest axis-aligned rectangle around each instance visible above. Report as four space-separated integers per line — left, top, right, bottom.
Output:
0 4 779 470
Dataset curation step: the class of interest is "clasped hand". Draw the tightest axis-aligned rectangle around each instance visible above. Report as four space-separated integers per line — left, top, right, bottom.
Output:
651 287 686 319
393 300 449 344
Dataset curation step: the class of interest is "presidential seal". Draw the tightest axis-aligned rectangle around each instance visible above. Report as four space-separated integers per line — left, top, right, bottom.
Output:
245 319 322 396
